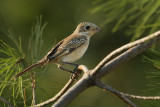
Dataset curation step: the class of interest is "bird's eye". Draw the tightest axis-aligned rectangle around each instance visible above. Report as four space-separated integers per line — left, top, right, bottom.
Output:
85 26 90 30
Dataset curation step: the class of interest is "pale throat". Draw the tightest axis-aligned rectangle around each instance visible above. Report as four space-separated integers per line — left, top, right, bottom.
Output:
78 31 92 37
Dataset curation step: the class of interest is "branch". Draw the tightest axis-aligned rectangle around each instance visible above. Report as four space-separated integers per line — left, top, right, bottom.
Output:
36 65 88 107
0 96 13 107
92 30 160 76
52 30 160 106
120 92 160 100
96 36 160 78
95 81 137 107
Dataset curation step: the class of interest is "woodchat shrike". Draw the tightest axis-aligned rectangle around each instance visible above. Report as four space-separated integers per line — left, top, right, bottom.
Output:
13 22 101 79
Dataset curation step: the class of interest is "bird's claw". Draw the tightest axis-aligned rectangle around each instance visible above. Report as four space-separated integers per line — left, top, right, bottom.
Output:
70 66 81 80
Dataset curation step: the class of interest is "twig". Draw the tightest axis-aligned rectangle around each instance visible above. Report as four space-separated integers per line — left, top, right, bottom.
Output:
95 81 137 107
36 65 87 107
120 92 160 100
92 30 160 75
97 36 160 78
0 96 14 107
36 78 75 107
30 72 36 106
96 81 160 102
52 73 91 107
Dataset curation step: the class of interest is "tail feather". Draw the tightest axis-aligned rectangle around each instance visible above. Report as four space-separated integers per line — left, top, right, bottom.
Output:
12 62 41 79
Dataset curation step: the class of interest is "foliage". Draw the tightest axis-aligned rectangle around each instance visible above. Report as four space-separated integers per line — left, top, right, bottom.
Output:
91 0 160 40
0 13 47 106
0 40 25 106
28 16 47 63
143 49 160 95
0 12 26 106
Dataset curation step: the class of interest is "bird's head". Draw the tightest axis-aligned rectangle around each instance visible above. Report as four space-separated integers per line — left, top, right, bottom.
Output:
74 22 102 36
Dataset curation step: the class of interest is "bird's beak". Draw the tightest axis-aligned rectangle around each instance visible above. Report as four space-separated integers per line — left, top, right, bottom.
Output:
96 27 102 32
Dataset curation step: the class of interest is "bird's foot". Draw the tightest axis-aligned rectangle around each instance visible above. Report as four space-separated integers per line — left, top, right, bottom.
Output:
70 65 82 80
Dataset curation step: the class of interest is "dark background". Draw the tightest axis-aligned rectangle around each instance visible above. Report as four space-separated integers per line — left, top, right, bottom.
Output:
0 0 158 106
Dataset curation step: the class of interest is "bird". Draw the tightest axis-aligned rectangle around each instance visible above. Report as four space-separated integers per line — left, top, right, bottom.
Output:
12 22 101 79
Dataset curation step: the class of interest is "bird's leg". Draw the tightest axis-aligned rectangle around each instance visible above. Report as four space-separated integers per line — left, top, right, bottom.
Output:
62 62 80 79
58 65 73 73
58 62 80 79
63 62 79 73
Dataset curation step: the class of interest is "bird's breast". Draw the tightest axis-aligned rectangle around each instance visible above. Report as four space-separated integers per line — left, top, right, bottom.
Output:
61 40 89 63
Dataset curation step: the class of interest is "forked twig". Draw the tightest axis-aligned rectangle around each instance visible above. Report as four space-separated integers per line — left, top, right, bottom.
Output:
52 30 160 106
35 65 88 106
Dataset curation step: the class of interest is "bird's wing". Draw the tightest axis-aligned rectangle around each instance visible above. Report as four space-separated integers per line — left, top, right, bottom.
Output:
48 35 87 61
47 40 64 57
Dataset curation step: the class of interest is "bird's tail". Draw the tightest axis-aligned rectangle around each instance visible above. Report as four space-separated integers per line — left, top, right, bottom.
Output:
12 60 47 79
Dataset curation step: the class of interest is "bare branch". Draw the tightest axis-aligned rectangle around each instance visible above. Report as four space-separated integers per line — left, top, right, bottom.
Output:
0 96 13 107
92 30 160 76
36 65 88 107
120 92 160 100
96 36 160 78
51 30 160 106
95 81 137 107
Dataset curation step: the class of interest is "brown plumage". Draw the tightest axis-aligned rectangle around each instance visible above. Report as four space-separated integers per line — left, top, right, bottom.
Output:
12 22 101 79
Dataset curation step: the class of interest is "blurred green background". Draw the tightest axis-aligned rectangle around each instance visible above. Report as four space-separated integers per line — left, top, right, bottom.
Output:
0 0 160 107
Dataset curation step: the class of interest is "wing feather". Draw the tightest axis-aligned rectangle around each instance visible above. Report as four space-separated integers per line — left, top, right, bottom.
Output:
47 35 87 61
